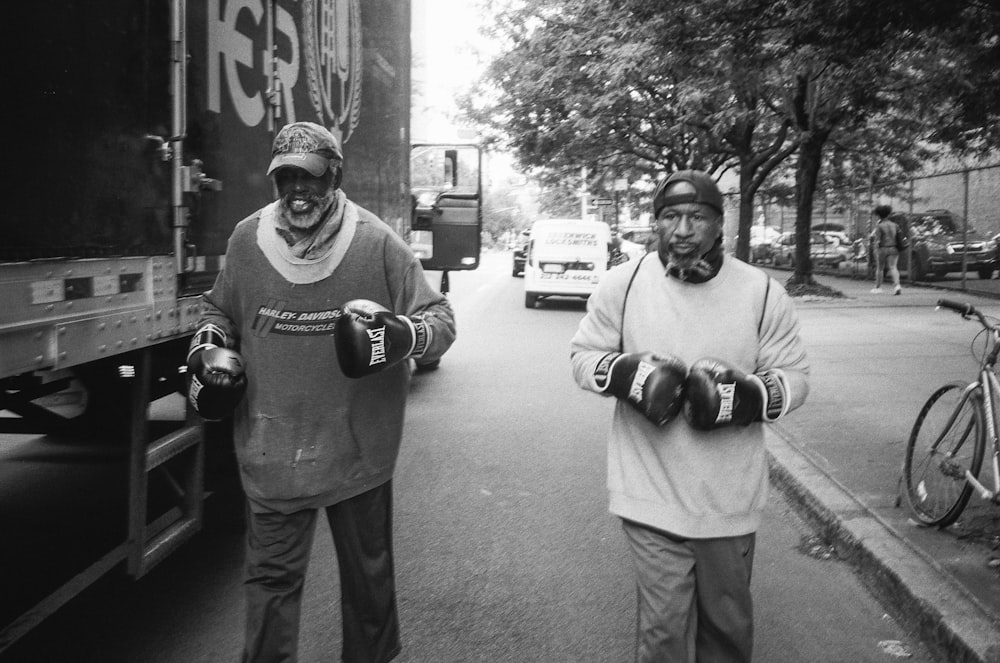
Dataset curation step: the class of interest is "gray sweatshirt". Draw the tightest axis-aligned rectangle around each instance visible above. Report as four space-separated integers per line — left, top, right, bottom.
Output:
200 199 456 513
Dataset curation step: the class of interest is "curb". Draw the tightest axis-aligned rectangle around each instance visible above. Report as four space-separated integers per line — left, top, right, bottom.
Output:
769 263 1000 302
765 425 1000 663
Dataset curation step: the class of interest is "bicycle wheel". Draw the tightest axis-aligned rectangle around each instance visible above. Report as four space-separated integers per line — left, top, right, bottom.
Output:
904 382 987 527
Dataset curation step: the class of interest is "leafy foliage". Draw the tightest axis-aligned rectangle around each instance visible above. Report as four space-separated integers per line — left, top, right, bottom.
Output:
464 0 1000 281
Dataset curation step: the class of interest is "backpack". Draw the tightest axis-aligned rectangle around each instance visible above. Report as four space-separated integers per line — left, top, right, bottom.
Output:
894 222 909 252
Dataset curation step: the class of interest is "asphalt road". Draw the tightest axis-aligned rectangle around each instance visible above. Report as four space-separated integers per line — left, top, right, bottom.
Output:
1 251 939 662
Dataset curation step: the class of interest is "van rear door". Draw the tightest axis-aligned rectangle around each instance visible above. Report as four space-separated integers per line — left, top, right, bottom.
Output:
524 220 610 307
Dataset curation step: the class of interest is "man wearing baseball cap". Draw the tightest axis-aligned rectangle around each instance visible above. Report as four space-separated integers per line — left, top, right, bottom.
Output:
190 121 456 662
267 121 344 177
571 169 809 662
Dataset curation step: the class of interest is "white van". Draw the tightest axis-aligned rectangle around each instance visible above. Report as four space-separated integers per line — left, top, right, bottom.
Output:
524 218 612 308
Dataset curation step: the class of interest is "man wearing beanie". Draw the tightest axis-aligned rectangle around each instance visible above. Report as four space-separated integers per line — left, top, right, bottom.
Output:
570 170 809 662
191 121 456 663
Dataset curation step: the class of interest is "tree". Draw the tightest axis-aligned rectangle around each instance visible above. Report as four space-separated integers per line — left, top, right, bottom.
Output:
481 187 522 243
467 0 802 262
760 0 974 283
616 0 801 262
467 0 999 286
766 0 1000 153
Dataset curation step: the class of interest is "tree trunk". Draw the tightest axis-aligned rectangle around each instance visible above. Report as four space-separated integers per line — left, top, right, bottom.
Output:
789 131 828 285
729 121 798 264
734 167 756 262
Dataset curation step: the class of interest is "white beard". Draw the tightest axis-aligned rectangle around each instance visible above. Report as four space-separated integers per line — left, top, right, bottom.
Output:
278 187 337 232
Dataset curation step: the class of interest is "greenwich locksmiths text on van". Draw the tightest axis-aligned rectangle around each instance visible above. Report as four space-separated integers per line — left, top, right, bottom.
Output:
524 218 612 308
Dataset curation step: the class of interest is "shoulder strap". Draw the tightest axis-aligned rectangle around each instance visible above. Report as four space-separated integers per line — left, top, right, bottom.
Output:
619 252 652 352
757 273 772 337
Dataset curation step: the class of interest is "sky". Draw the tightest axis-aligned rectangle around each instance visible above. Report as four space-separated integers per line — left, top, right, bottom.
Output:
411 0 532 222
411 0 495 142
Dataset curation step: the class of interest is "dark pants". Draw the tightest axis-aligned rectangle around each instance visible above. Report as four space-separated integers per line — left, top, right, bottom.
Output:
242 481 401 663
622 519 756 663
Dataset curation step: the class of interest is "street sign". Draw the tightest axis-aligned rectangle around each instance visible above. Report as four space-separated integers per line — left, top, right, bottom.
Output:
614 178 628 191
594 198 614 206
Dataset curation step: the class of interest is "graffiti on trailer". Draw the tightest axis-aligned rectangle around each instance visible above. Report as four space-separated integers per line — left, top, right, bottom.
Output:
205 0 363 142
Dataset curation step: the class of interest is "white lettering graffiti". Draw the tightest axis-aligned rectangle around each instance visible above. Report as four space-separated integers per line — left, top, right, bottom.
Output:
275 6 301 121
204 0 361 137
207 0 265 126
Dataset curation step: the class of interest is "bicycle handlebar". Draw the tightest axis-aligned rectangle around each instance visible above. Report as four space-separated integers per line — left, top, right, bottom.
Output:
937 299 975 316
937 299 996 333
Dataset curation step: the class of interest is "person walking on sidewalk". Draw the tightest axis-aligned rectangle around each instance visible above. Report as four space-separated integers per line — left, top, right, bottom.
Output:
188 121 457 663
870 204 903 295
570 169 810 663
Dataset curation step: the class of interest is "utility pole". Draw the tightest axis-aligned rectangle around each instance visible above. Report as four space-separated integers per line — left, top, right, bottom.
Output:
614 177 628 228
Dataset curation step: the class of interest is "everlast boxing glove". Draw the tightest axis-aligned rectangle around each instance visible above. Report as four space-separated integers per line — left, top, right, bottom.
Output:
335 300 430 378
186 324 247 421
684 357 789 430
594 351 688 426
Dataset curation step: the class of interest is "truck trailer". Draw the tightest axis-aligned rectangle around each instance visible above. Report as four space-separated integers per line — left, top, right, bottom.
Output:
0 0 413 648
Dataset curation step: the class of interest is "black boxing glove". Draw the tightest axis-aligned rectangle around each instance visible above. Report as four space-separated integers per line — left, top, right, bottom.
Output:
684 357 789 430
594 351 688 426
186 324 247 421
335 299 431 378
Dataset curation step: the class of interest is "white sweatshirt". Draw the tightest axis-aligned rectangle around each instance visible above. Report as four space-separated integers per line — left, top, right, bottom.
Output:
570 254 809 538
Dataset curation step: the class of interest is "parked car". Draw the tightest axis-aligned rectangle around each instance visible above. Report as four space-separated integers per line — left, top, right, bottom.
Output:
618 224 658 253
610 235 645 265
771 231 852 268
749 225 782 264
812 222 850 243
889 210 998 280
511 229 530 276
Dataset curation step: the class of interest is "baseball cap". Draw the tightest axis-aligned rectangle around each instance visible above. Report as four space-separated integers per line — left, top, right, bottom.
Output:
267 122 344 177
653 170 724 217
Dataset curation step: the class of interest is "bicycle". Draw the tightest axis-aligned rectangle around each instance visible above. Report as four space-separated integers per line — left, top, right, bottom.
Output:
903 298 1000 528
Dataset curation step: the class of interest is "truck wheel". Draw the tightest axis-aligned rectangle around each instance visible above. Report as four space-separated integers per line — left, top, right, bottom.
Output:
978 267 994 280
525 292 538 309
912 256 928 281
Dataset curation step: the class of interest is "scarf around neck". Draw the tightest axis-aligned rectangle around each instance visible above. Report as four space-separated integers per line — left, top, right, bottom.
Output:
660 239 725 283
256 192 358 284
274 189 347 260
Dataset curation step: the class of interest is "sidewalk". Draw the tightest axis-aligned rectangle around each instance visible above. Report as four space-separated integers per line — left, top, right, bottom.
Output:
762 268 1000 663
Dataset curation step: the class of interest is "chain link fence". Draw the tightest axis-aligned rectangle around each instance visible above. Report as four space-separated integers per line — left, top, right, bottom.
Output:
737 161 1000 279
